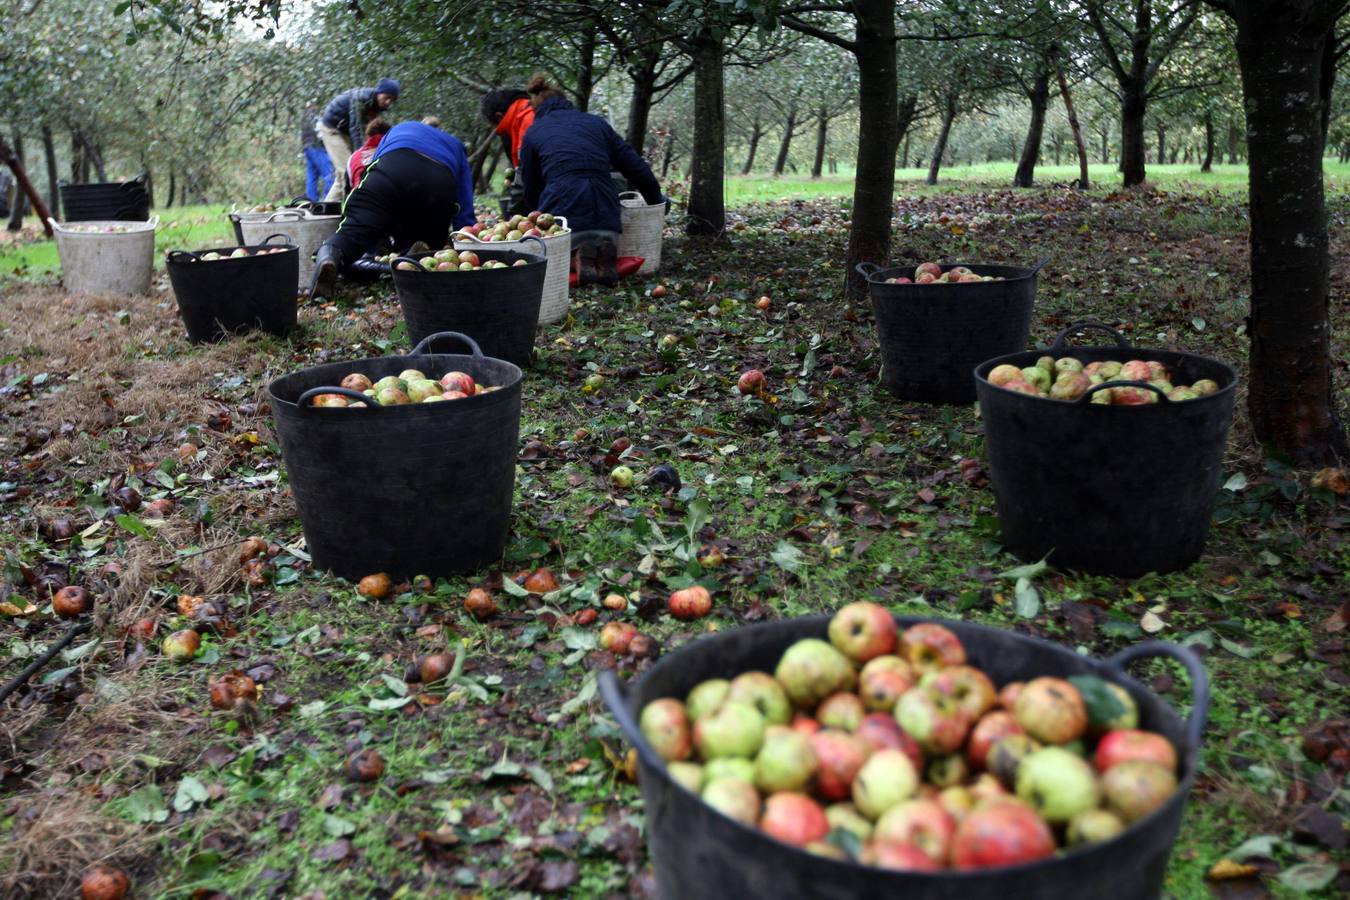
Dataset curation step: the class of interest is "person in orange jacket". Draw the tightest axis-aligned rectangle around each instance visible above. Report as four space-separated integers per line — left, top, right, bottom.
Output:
480 88 534 209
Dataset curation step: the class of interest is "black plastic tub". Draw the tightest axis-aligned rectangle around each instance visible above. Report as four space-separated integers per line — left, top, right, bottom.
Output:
60 175 150 222
857 260 1045 404
391 237 547 368
601 614 1208 900
975 321 1237 577
165 235 299 343
267 332 522 581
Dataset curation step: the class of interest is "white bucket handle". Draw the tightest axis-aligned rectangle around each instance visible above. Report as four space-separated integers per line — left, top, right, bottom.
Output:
266 210 306 223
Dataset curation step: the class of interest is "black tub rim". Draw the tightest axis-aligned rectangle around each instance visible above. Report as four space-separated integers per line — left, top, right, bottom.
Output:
858 258 1049 287
165 234 299 267
973 319 1240 407
266 331 523 414
600 612 1208 882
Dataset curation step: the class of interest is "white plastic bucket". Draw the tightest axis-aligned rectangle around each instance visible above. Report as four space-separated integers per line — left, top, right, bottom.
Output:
229 208 339 292
454 216 572 325
617 192 665 275
49 216 159 296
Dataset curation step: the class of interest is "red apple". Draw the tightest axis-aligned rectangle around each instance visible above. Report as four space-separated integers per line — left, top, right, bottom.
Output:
920 665 997 720
827 601 898 663
1094 729 1178 774
790 713 821 736
737 369 767 396
998 681 1024 710
966 711 1025 771
859 666 912 713
808 729 870 801
600 621 638 654
950 798 1056 870
1101 760 1178 824
874 798 956 864
759 792 829 847
856 712 924 771
1014 677 1088 745
899 622 966 674
668 585 713 620
439 371 476 395
895 687 970 755
639 698 692 762
81 865 130 900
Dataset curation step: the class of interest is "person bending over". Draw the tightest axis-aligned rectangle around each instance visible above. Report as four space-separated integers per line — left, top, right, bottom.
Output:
513 75 664 285
316 77 400 201
310 120 475 298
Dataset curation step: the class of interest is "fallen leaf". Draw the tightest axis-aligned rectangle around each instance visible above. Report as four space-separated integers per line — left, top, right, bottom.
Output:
1207 859 1259 880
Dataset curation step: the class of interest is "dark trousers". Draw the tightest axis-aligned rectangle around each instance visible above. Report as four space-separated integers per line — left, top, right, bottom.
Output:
328 149 460 262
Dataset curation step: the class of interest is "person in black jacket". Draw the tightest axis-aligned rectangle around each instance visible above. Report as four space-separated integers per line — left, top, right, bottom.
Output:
513 75 664 285
316 78 400 201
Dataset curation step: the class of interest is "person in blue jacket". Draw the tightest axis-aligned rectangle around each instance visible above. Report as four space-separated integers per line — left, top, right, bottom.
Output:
514 74 664 285
310 120 476 298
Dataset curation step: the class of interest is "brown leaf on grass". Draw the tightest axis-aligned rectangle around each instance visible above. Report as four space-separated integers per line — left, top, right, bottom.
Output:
529 860 579 893
317 783 343 810
1322 601 1349 633
311 839 353 862
1059 600 1101 643
1294 804 1348 850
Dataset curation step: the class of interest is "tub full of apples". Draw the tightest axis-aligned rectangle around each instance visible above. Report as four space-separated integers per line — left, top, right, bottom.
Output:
267 331 522 581
390 237 547 368
856 259 1046 404
453 212 571 324
601 604 1207 900
974 320 1237 577
166 235 299 342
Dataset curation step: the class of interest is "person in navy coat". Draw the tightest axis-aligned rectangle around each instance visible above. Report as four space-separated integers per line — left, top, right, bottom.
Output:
514 75 665 285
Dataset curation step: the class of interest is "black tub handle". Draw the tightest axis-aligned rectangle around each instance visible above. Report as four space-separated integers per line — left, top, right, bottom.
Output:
1028 257 1051 275
392 255 425 270
166 249 201 264
1051 320 1132 351
296 386 381 408
410 331 485 359
260 233 293 247
854 262 882 279
599 670 668 772
1105 640 1210 755
1079 380 1173 404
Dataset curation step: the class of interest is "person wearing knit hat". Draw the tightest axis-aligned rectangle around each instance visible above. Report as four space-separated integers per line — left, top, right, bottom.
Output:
316 78 401 201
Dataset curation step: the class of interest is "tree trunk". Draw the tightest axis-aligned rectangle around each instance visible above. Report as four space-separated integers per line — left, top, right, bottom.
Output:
742 117 763 175
662 128 676 178
1053 132 1064 166
773 105 797 176
811 108 828 178
842 0 899 301
7 131 25 231
625 47 660 153
1201 111 1214 171
40 123 59 220
70 131 81 182
895 94 918 167
901 133 910 169
1099 127 1110 163
1169 146 1178 164
1226 117 1239 163
1319 23 1337 146
1053 62 1090 190
1013 71 1050 187
1120 86 1147 186
0 133 55 235
1155 122 1167 165
574 29 596 113
927 94 958 186
1233 1 1348 462
686 28 725 236
167 170 176 209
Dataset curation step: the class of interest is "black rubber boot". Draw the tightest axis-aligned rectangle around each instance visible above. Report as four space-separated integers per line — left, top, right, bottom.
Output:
594 238 619 287
310 243 342 299
347 254 390 282
574 246 601 286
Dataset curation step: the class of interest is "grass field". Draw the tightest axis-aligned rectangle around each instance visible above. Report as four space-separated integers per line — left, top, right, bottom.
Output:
3 159 1350 280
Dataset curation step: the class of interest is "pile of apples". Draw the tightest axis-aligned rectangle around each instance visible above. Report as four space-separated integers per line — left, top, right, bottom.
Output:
987 356 1220 404
190 247 290 262
391 249 526 272
885 262 1006 285
637 603 1182 872
308 368 502 407
456 210 567 242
